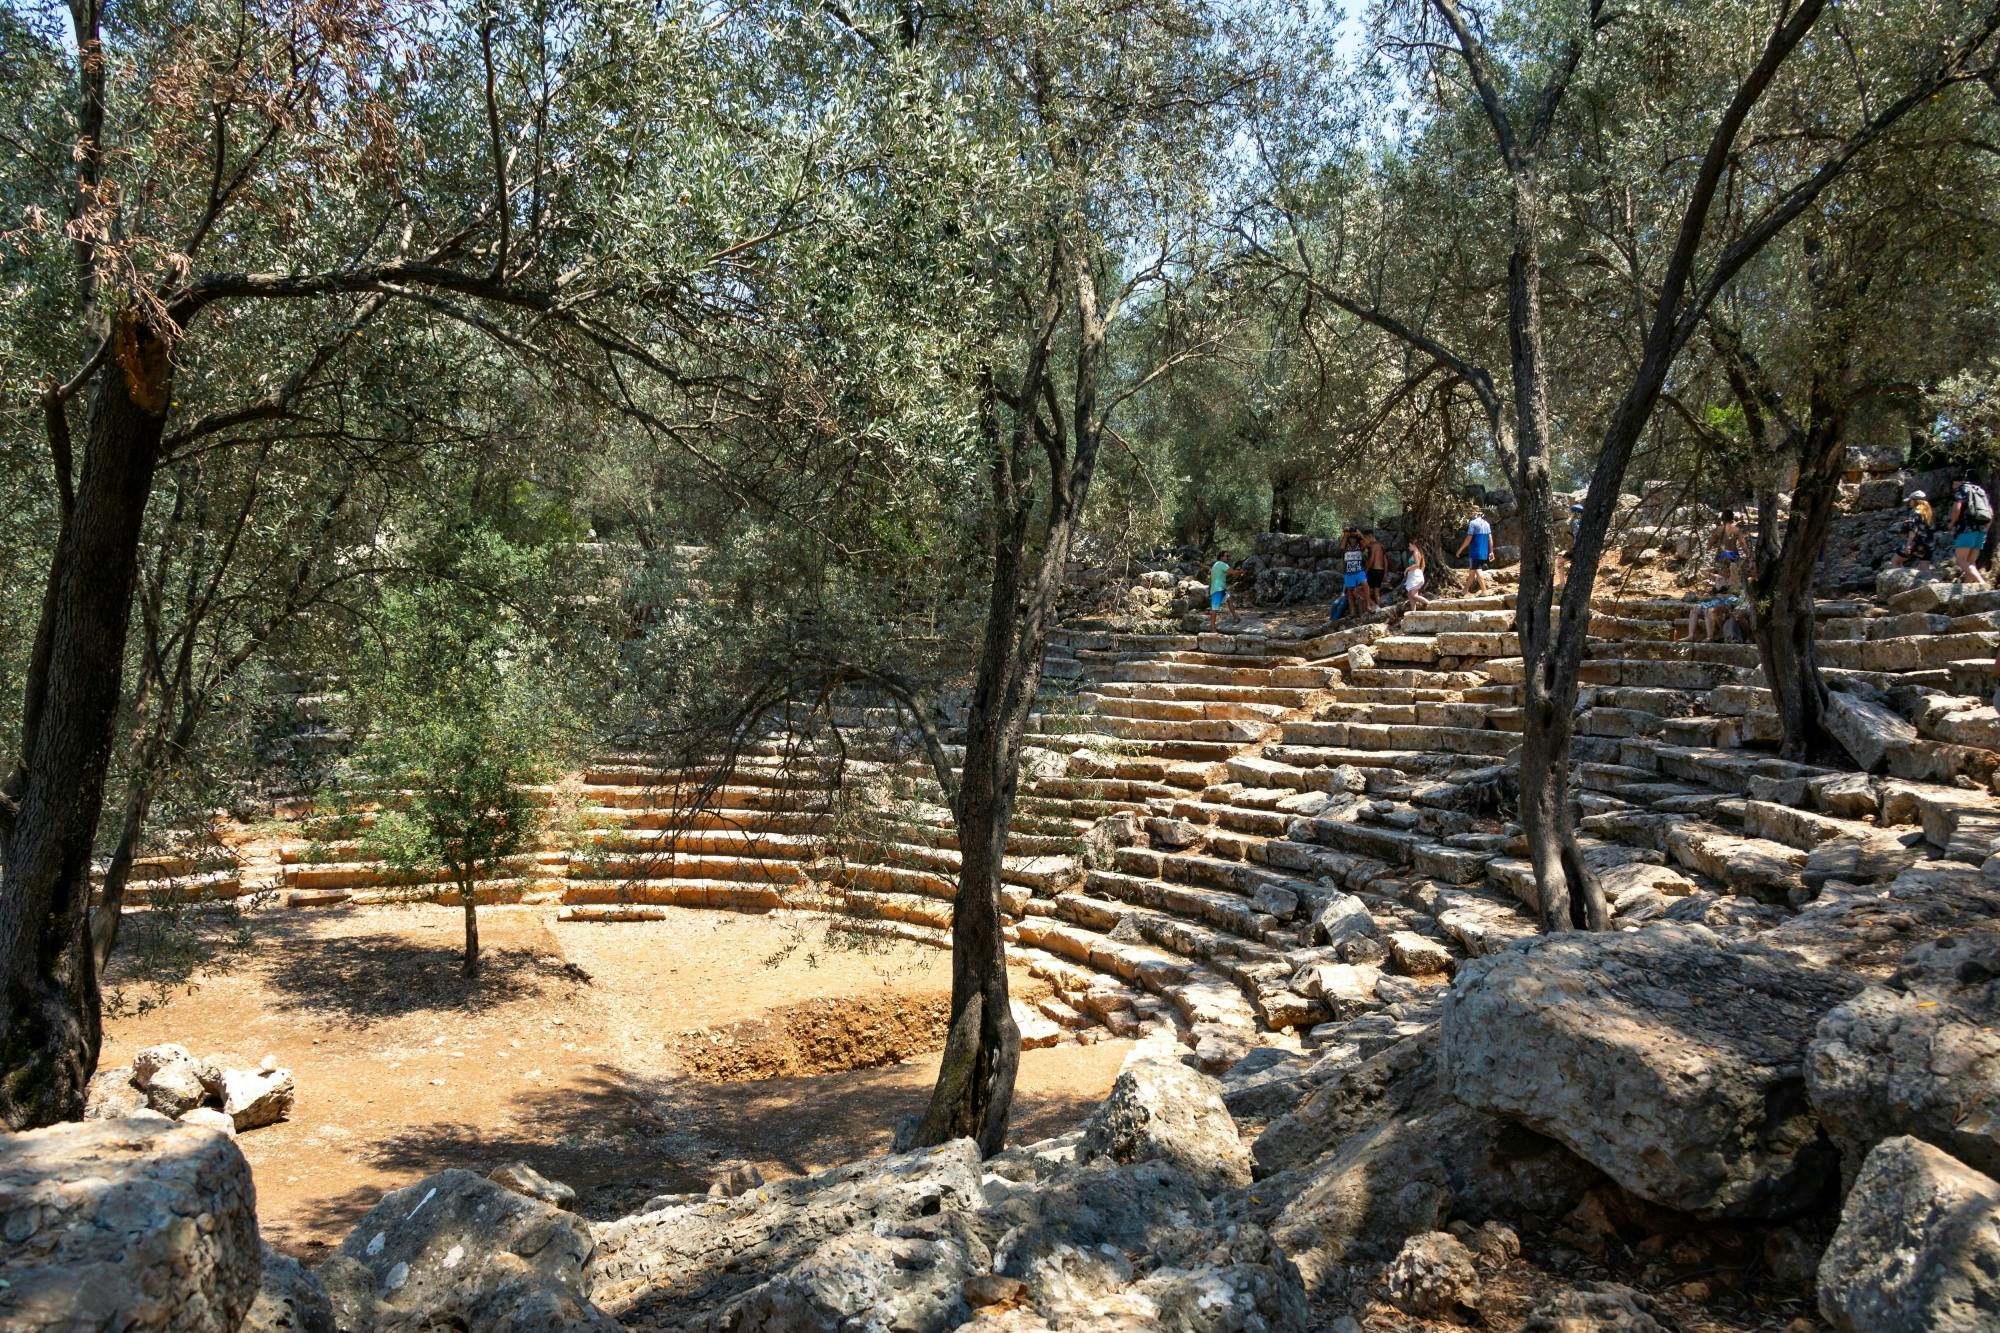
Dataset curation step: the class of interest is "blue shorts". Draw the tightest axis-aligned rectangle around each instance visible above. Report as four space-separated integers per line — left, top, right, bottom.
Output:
1211 589 1227 609
1343 571 1367 589
1957 530 1987 551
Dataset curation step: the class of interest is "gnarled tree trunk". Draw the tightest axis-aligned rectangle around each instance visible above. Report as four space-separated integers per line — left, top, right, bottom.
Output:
0 316 171 1128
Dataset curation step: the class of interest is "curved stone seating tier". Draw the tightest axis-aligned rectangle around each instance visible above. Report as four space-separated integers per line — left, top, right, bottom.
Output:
227 575 2000 1063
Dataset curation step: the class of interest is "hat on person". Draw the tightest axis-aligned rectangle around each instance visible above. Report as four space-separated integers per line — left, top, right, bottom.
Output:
1569 503 1585 512
1908 489 1926 500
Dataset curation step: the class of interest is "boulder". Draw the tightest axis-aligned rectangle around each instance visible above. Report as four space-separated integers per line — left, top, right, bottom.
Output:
1520 1281 1673 1331
463 1273 623 1332
83 1065 145 1119
490 1161 580 1210
219 1066 295 1131
1811 771 1879 819
1825 691 1919 773
1806 931 2000 1185
1310 893 1380 949
591 1141 986 1327
131 1041 194 1084
242 1245 335 1333
144 1056 210 1117
1817 1136 2000 1332
1382 1231 1479 1319
1388 930 1453 977
181 1106 237 1137
1079 1053 1250 1191
705 1160 766 1198
992 1159 1309 1331
1442 924 1853 1217
0 1117 260 1332
318 1169 595 1331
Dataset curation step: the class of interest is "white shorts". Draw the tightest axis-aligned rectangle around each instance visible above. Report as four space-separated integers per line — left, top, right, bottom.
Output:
1405 569 1425 593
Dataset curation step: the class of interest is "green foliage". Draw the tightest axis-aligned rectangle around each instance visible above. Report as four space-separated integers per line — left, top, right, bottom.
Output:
340 527 578 967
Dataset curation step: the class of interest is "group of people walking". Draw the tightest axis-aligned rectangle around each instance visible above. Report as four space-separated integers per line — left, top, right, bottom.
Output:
1892 477 1994 589
1205 508 1496 630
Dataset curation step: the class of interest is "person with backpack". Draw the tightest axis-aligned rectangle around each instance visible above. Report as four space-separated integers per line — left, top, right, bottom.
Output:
1947 478 1993 589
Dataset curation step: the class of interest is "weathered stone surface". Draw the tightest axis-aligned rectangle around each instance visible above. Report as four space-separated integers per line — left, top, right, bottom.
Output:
592 1142 987 1328
1079 1052 1251 1191
145 1056 210 1116
1382 1231 1479 1319
1807 930 2000 1185
241 1245 335 1333
490 1160 579 1210
1388 930 1453 977
220 1066 295 1130
180 1106 237 1136
1818 1136 2000 1332
1801 830 1924 893
1826 690 1920 773
1310 892 1380 949
0 1118 260 1332
83 1064 145 1119
463 1273 623 1332
131 1041 194 1084
1521 1281 1673 1331
1811 771 1879 819
1442 924 1853 1217
319 1168 595 1331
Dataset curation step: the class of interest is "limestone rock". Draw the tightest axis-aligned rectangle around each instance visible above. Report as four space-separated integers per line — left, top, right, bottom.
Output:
705 1160 765 1198
219 1066 295 1131
1811 771 1879 819
131 1041 194 1085
463 1274 623 1332
1310 893 1380 949
1826 691 1920 773
1079 1054 1250 1191
180 1106 237 1136
1442 924 1853 1217
83 1065 144 1120
1806 931 2000 1185
591 1141 986 1326
1818 1136 2000 1332
0 1117 260 1332
319 1168 595 1331
242 1245 335 1333
1520 1281 1673 1331
144 1056 210 1117
490 1161 580 1210
1382 1231 1480 1319
1388 930 1453 977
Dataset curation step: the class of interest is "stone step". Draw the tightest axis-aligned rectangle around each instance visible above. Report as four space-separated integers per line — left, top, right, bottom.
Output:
1276 722 1518 758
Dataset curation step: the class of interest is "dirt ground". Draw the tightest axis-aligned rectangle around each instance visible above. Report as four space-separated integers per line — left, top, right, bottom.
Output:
101 904 1133 1258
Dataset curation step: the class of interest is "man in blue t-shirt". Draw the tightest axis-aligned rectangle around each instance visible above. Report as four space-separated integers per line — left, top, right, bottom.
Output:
1456 509 1493 594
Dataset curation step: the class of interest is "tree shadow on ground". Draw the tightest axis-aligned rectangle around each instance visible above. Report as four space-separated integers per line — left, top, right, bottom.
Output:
253 917 587 1025
281 1056 1109 1250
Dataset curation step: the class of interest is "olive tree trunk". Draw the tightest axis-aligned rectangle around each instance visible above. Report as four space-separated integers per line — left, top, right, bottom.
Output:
0 317 171 1128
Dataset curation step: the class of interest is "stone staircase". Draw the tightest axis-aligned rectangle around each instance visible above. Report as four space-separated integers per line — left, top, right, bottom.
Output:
123 569 2000 1072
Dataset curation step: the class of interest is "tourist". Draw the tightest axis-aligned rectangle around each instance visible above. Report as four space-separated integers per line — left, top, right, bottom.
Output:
1364 530 1387 612
1209 549 1237 630
1404 543 1428 612
1340 528 1370 616
1683 580 1737 643
1947 477 1993 589
1558 502 1584 585
1457 508 1492 595
1715 509 1745 591
1892 491 1935 571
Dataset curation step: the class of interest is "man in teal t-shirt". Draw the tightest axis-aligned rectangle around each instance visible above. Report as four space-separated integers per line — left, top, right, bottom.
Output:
1209 552 1236 631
